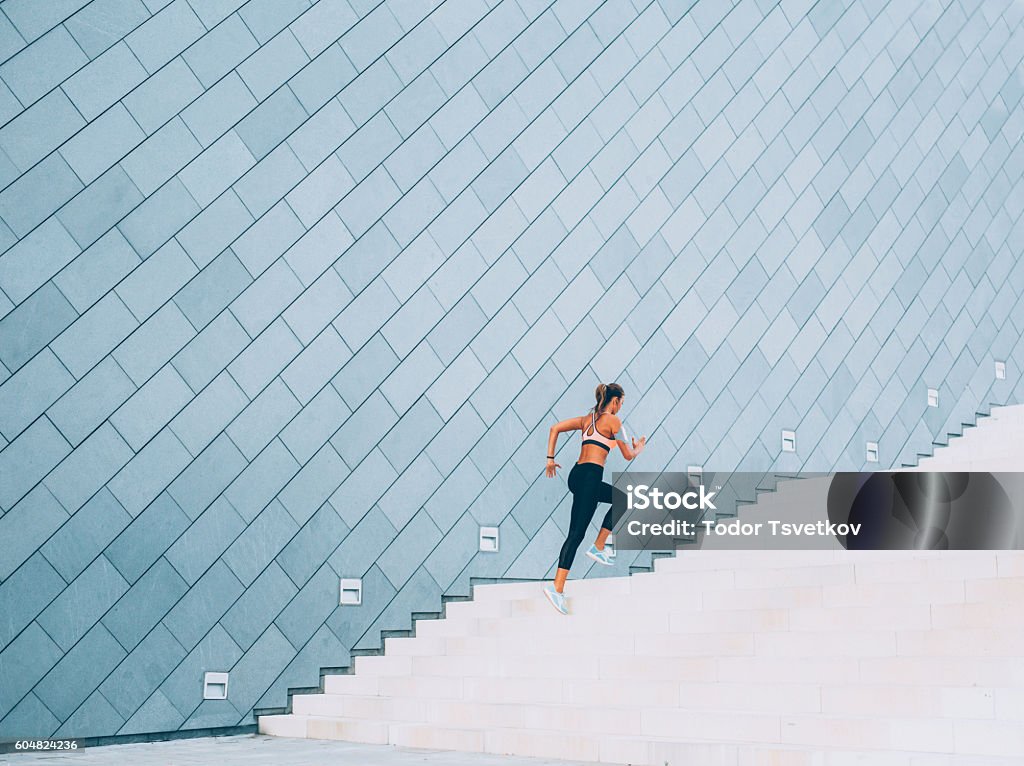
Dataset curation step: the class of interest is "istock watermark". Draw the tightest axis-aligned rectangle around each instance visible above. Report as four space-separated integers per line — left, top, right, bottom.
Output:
607 470 1024 551
625 482 718 511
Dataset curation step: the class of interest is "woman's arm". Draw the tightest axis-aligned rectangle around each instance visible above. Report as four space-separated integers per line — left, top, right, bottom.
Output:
618 437 647 460
545 416 584 477
611 416 647 460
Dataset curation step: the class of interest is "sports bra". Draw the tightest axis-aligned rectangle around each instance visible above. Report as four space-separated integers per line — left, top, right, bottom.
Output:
581 411 617 452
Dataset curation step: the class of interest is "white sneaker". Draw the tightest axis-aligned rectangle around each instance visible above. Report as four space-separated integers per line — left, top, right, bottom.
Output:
543 583 568 615
585 543 614 566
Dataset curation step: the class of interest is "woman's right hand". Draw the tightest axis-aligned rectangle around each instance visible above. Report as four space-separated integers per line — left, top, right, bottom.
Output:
545 459 560 478
632 436 647 454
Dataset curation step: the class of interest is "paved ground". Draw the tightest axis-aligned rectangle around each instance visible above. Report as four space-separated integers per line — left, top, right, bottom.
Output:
1 734 607 766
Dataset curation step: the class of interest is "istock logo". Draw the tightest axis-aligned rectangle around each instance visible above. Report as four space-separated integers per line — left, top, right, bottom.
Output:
626 483 718 511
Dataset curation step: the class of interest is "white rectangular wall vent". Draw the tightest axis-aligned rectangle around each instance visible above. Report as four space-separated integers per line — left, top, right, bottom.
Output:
781 430 796 452
479 526 499 552
927 388 939 407
604 533 616 558
339 578 362 605
995 360 1006 379
866 442 879 462
203 672 228 700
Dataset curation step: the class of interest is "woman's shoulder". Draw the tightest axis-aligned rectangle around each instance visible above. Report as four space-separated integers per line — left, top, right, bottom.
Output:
598 413 620 433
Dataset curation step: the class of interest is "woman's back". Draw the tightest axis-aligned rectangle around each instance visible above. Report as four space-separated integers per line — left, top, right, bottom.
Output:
579 411 617 463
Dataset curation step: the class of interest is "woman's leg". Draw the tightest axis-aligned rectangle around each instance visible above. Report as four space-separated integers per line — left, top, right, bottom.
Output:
554 567 568 593
595 480 628 550
555 467 600 590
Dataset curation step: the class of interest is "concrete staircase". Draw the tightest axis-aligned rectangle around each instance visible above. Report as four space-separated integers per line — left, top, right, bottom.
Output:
258 405 1024 764
690 403 1024 552
260 550 1024 764
909 403 1024 471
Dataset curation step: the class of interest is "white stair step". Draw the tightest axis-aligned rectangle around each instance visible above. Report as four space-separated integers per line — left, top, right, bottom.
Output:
562 677 682 707
389 722 486 752
750 629 895 657
291 682 1012 723
996 553 1024 576
376 674 463 700
919 458 1024 470
639 737 1024 766
484 726 603 761
470 576 631 602
351 655 412 676
591 654 718 683
654 549 1001 572
261 714 388 744
931 600 1024 629
402 653 594 679
820 579 966 609
479 581 956 625
668 606 791 632
857 655 1024 687
503 589 690 617
379 635 445 655
321 674 379 696
292 693 425 720
305 716 389 744
654 549 844 572
424 699 526 728
412 615 479 637
786 603 931 630
461 675 567 704
820 685 995 718
470 609 673 637
257 713 307 738
259 714 1024 762
895 627 1024 657
966 576 1024 602
443 632 638 656
449 604 911 637
651 554 1000 591
632 566 832 592
993 687 1024 721
850 555 1000 583
773 713 953 753
632 631 754 656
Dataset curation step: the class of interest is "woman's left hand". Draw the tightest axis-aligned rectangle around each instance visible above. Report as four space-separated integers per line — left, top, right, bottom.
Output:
545 459 560 478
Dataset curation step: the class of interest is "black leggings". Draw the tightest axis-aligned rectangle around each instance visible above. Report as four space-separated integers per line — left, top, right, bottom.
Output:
557 462 627 570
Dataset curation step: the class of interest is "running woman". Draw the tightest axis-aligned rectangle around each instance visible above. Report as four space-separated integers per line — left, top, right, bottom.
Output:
542 382 647 614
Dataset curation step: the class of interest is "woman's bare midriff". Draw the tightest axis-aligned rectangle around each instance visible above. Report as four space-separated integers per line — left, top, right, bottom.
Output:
577 443 609 466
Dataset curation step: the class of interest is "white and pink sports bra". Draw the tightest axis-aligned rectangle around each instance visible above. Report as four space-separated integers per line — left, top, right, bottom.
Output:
581 411 617 452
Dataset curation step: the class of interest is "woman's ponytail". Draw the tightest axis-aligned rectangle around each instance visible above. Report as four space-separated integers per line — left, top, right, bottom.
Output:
593 382 624 414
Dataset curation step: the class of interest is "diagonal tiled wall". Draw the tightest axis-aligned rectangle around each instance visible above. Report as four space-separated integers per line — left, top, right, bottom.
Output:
1 0 1023 740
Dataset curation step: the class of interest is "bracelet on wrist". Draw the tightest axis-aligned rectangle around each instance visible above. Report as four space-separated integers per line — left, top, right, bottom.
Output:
546 455 555 460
